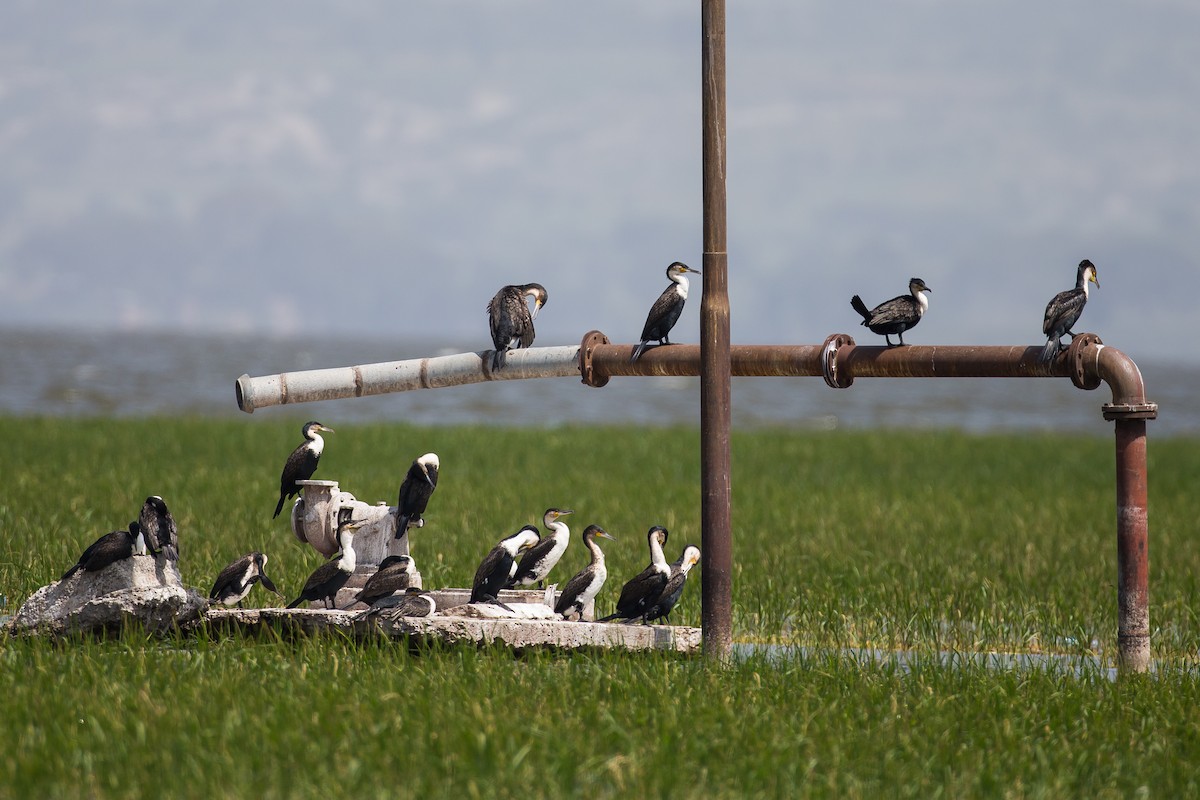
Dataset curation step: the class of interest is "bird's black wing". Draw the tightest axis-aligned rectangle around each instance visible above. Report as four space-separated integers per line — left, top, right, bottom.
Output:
209 554 252 600
471 546 512 602
644 568 689 622
640 285 684 342
62 530 126 580
554 567 593 615
867 296 919 328
1043 288 1086 337
612 565 668 619
354 563 410 605
139 496 178 561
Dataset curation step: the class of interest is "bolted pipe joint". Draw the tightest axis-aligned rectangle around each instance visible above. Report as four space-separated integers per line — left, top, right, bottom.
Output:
821 333 856 389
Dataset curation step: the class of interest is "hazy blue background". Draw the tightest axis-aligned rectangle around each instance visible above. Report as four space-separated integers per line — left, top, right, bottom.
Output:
1 2 1196 364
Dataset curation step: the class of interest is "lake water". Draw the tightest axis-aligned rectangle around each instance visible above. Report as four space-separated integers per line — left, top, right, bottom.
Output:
2 326 1197 437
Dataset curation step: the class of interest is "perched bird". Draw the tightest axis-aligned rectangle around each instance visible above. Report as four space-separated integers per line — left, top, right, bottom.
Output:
342 554 416 609
631 262 701 362
487 283 549 370
554 524 616 621
139 495 178 562
209 552 283 608
355 586 437 622
395 453 439 539
286 518 365 609
506 508 575 589
274 421 334 519
850 277 932 347
1040 259 1099 363
61 522 148 581
599 526 671 623
470 525 541 606
643 544 701 625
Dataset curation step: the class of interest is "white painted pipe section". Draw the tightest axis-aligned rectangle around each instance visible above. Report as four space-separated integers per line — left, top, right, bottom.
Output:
236 345 582 413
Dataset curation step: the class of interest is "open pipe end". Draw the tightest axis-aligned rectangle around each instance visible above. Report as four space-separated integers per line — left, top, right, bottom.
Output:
235 374 253 414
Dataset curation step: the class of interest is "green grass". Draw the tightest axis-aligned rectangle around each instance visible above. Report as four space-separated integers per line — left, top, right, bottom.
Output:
3 418 1200 797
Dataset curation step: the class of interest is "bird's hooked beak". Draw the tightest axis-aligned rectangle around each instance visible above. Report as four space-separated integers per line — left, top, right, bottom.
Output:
531 297 544 320
319 424 335 434
595 529 616 542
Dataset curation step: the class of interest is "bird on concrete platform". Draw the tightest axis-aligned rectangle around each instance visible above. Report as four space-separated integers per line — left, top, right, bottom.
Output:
139 495 178 562
470 525 541 607
395 453 439 539
342 554 416 609
61 522 148 581
354 586 437 622
1040 259 1099 364
850 277 931 347
209 552 284 608
488 283 549 370
286 517 365 609
599 525 671 623
631 262 701 362
643 544 700 625
554 524 616 621
274 421 334 519
506 508 575 590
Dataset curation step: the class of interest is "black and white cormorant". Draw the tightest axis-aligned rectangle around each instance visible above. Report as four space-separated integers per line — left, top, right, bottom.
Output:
631 262 701 362
850 277 932 347
487 283 549 370
554 524 616 621
1040 259 1099 363
286 517 365 609
209 552 284 608
354 586 437 621
470 525 541 606
598 525 671 623
643 544 700 625
506 508 575 589
342 554 416 608
274 421 334 519
61 521 148 581
139 495 178 562
395 453 439 539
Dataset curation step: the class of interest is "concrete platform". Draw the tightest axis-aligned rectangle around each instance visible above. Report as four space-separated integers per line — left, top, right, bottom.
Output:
203 607 701 654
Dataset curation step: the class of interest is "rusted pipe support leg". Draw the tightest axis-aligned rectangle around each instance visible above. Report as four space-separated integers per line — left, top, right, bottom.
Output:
1114 418 1151 674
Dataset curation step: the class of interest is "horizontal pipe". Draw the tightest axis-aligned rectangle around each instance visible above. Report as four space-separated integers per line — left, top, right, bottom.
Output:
236 346 581 413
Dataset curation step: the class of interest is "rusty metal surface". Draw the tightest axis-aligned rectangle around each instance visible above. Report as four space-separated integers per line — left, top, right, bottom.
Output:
700 0 732 662
1114 419 1151 673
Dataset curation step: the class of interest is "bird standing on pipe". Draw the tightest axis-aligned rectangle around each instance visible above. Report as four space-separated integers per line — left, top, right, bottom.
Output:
850 277 931 347
631 262 701 362
1040 259 1099 363
274 421 334 519
395 453 439 539
487 283 548 370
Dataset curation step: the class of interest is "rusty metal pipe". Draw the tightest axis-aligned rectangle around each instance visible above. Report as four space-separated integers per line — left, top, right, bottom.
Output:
700 0 732 662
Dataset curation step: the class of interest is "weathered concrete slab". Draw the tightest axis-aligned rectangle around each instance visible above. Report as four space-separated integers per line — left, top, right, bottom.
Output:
203 607 701 654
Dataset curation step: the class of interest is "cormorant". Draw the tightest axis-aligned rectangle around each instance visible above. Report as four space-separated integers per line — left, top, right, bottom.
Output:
209 552 283 608
395 453 439 539
506 508 575 589
598 526 671 623
286 517 365 609
139 495 178 562
554 524 616 621
1040 259 1099 363
850 277 932 347
274 421 334 519
470 525 540 606
342 554 416 609
354 586 437 622
643 544 700 625
487 283 549 370
631 262 701 362
61 522 148 581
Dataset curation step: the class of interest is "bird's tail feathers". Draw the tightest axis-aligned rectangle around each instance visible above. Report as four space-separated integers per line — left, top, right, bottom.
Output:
273 496 285 519
630 342 648 363
286 597 305 609
491 348 507 371
1039 336 1061 364
850 295 872 322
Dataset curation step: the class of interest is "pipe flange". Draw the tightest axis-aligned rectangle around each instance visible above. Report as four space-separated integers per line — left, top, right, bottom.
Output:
1102 403 1159 421
821 333 856 389
1068 333 1103 391
579 330 611 388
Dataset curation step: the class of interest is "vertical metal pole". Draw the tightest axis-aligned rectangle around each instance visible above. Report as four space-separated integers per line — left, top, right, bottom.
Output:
1114 419 1151 673
700 0 732 660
